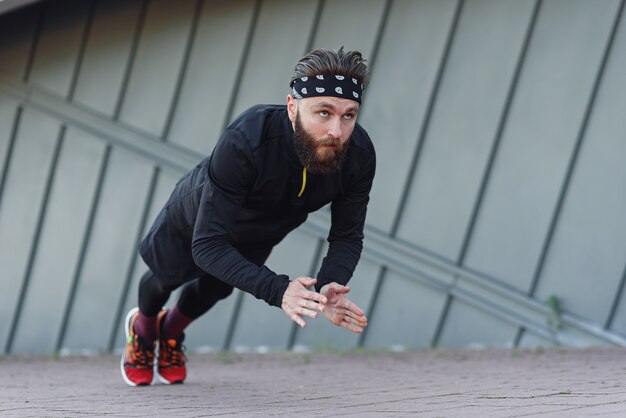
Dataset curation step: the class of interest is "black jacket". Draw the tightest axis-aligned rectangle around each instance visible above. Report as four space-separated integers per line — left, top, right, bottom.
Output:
141 104 375 307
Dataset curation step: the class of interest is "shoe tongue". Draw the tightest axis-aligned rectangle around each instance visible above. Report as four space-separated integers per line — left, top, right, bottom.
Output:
137 335 156 348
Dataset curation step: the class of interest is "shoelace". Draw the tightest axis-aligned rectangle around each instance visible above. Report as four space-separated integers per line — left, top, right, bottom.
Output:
160 339 186 367
129 338 155 368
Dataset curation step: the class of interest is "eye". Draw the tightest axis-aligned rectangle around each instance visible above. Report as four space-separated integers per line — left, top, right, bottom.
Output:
319 111 329 117
343 113 355 120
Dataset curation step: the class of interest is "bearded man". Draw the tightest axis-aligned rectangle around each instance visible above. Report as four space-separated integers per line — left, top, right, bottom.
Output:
121 47 376 386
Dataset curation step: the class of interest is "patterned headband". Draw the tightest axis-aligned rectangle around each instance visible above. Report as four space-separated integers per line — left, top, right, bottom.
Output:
290 74 364 103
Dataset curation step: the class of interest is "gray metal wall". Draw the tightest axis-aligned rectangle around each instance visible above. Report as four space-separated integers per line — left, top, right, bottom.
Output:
1 0 625 355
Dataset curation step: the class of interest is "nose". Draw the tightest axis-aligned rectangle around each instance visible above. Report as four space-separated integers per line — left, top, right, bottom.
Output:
327 117 342 139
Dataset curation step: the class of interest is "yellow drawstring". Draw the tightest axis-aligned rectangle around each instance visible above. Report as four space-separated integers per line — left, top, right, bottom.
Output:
297 166 307 197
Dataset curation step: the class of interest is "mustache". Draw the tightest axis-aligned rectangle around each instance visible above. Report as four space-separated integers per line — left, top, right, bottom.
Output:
316 137 342 147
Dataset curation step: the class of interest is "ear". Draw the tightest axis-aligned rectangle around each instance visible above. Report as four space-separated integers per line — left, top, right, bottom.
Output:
287 94 298 124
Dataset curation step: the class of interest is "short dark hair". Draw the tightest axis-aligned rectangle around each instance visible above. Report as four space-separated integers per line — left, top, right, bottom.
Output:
291 47 369 88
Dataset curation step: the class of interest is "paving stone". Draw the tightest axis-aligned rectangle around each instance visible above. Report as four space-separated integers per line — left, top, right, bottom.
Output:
0 348 625 417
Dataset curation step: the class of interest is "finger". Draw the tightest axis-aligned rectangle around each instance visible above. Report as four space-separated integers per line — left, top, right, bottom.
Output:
343 315 366 330
339 311 367 326
347 318 368 328
300 299 324 312
337 300 365 317
297 306 319 319
343 308 367 322
290 313 307 328
340 320 364 333
301 290 327 305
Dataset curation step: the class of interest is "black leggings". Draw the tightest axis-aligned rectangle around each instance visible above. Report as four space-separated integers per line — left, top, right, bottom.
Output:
138 246 273 319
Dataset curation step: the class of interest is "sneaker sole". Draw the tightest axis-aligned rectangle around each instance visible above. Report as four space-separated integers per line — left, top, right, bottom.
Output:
156 370 184 385
120 307 151 387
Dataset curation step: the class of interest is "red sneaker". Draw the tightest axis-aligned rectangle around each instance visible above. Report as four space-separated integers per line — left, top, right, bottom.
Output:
156 309 187 384
121 307 155 386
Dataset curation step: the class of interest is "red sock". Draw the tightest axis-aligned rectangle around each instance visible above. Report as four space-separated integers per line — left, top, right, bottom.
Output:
134 310 158 342
162 306 193 339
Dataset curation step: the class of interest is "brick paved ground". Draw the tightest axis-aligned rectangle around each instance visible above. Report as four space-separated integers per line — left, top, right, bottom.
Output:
1 348 626 417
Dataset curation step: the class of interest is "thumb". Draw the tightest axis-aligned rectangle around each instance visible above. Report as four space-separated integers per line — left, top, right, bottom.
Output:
338 285 350 294
329 282 350 294
296 276 317 286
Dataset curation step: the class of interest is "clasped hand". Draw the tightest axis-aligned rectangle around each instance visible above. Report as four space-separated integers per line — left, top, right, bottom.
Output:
281 277 368 333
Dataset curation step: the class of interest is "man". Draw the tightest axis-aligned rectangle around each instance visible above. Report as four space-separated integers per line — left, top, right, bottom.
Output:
121 47 376 386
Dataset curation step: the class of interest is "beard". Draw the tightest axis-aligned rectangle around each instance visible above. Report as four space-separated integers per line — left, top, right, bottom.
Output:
293 112 350 174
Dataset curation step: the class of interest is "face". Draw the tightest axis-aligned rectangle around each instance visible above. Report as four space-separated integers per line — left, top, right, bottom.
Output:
287 95 359 174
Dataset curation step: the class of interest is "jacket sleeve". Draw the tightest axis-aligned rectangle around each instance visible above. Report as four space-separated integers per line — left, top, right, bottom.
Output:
191 129 290 307
315 148 376 292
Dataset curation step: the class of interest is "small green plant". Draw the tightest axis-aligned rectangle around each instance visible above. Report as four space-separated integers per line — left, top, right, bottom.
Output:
313 341 345 355
352 346 392 355
547 294 563 346
217 350 234 364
